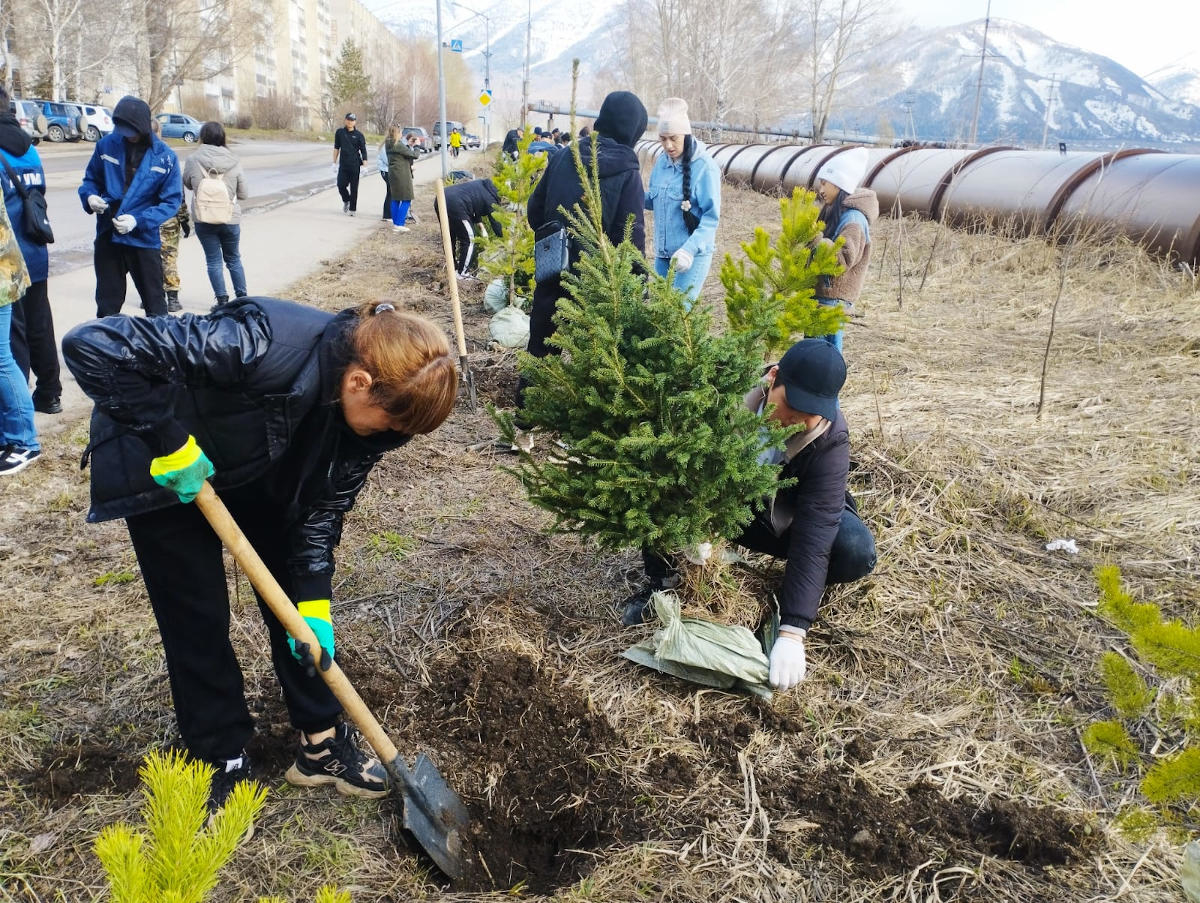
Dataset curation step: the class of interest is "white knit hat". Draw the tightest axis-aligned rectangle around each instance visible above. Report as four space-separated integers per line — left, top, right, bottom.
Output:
816 147 869 193
656 97 692 136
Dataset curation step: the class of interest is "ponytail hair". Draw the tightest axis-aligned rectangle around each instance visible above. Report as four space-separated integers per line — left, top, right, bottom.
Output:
681 135 693 212
349 302 458 434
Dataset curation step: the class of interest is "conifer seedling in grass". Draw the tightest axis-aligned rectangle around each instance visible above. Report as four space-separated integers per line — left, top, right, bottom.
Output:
496 129 789 561
721 188 847 358
476 131 546 309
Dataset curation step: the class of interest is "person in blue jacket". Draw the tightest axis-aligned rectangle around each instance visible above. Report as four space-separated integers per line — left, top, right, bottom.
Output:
78 95 183 317
645 98 721 304
0 86 61 415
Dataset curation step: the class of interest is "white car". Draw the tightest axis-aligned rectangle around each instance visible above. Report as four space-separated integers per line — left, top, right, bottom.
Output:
77 104 114 141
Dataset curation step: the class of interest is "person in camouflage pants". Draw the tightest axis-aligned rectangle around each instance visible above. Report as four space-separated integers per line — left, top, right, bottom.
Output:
159 201 189 312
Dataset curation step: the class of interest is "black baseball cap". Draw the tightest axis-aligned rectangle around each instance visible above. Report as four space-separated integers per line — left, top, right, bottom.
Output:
345 112 357 120
775 339 845 421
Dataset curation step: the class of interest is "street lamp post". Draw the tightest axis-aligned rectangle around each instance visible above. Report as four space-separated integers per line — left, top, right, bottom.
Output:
446 3 492 148
436 0 449 178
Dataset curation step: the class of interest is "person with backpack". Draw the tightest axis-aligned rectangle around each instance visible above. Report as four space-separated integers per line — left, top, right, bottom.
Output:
78 94 183 317
645 98 721 305
182 121 248 307
811 148 877 354
0 85 61 417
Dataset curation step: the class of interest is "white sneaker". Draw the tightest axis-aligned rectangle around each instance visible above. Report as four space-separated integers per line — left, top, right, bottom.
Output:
393 225 410 233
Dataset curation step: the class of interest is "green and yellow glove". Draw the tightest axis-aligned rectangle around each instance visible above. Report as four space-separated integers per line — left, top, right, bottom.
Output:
288 599 334 674
149 435 215 503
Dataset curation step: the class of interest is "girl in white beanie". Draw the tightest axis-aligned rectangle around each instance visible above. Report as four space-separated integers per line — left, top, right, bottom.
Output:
811 146 878 353
646 98 721 305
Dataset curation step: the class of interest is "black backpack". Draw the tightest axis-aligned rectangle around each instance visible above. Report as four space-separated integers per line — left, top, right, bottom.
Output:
0 153 53 245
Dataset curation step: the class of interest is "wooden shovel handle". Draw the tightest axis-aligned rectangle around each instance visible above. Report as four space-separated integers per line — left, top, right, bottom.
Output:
193 482 399 765
434 177 469 360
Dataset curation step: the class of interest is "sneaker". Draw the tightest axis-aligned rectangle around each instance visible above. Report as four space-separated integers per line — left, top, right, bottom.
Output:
207 750 254 814
166 291 182 313
0 446 41 476
393 225 409 233
349 210 356 217
342 201 349 214
285 723 388 798
33 397 62 415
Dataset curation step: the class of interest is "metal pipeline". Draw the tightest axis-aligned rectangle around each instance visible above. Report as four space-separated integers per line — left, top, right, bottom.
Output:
637 139 1200 266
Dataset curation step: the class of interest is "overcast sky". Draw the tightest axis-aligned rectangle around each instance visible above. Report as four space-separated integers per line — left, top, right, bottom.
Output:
898 0 1198 78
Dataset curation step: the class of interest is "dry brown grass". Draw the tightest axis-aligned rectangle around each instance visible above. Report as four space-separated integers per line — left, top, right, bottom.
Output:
1 175 1197 902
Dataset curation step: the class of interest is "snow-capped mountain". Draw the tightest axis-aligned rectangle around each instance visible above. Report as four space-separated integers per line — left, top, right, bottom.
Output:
865 19 1199 148
1149 65 1200 109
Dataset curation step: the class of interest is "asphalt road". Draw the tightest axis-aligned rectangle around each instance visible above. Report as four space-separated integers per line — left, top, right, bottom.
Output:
36 139 382 274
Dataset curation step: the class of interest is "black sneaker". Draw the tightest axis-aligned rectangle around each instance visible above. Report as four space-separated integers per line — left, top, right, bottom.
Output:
207 750 254 814
0 446 41 476
620 586 656 626
285 723 388 798
33 397 62 415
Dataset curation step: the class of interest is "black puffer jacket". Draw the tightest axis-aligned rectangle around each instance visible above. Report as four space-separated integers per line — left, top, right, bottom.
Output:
62 298 410 600
438 177 501 233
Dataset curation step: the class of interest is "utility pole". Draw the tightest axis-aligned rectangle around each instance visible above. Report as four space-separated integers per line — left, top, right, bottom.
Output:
436 0 449 178
521 0 531 127
1041 74 1057 149
968 0 992 146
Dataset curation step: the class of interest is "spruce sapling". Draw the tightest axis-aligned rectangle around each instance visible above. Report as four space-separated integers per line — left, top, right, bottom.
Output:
721 188 846 357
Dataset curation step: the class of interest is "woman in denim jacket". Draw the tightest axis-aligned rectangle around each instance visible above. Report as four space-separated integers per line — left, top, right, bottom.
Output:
645 98 721 304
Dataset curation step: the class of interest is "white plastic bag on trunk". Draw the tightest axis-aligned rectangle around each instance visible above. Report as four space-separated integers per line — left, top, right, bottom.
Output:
483 278 509 313
489 305 529 349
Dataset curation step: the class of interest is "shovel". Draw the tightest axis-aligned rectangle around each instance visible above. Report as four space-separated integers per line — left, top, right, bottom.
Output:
434 177 477 410
193 482 469 879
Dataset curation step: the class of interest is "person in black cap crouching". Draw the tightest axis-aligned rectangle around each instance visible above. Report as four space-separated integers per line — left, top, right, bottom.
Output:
518 89 648 409
78 95 182 317
622 339 877 692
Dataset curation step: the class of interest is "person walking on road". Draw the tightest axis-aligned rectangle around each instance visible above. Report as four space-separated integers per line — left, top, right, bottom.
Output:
149 118 189 313
385 127 419 233
182 121 248 307
333 113 367 216
646 98 721 305
449 128 463 158
61 297 458 809
79 95 182 317
0 86 61 415
0 199 39 475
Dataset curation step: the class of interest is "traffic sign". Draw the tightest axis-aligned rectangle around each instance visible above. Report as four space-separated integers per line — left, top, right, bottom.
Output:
449 39 463 53
479 89 492 106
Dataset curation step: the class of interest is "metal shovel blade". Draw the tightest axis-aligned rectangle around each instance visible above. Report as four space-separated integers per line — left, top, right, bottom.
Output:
387 752 471 880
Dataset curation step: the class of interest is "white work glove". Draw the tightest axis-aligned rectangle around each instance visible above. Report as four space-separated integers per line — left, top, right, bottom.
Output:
671 248 694 273
331 162 339 177
87 194 109 213
112 214 137 235
768 626 807 691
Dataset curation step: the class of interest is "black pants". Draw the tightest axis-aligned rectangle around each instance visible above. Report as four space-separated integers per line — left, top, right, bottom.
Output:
10 280 61 404
125 486 341 761
94 232 166 316
450 217 476 274
380 171 391 219
337 166 361 211
641 497 877 597
515 279 564 408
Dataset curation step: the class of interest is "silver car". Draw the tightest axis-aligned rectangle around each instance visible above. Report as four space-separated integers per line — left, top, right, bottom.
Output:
9 99 47 145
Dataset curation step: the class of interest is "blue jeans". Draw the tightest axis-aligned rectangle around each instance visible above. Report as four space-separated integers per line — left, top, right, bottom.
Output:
391 200 411 227
0 304 39 452
194 223 247 300
654 253 713 309
816 297 844 353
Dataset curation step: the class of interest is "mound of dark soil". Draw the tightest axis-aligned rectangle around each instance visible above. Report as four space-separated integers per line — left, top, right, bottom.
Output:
25 739 140 806
765 773 1098 874
411 650 645 893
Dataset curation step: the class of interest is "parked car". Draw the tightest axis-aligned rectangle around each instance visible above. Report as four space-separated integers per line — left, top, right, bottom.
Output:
9 99 47 145
431 120 464 149
155 113 203 142
32 100 83 142
402 126 431 153
466 133 481 149
78 104 114 141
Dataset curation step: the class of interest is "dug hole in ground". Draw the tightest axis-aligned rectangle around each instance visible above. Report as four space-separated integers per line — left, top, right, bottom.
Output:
1 152 1198 902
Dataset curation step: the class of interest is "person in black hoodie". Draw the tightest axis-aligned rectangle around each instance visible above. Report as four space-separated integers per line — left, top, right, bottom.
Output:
518 90 647 406
501 127 523 160
434 177 501 275
0 86 61 414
